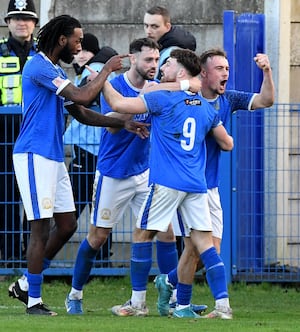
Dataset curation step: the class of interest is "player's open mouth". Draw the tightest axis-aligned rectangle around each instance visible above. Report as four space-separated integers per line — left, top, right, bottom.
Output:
220 80 227 86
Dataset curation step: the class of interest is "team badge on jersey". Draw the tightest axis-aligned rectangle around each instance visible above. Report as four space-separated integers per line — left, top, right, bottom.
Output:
52 76 65 88
212 99 220 111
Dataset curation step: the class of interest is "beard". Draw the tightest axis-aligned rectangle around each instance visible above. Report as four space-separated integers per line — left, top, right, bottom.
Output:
136 66 156 81
59 44 74 64
160 74 175 83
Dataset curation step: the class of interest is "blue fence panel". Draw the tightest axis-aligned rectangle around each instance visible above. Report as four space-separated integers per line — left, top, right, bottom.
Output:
0 106 160 277
0 106 26 270
234 13 265 273
234 104 300 282
221 10 235 284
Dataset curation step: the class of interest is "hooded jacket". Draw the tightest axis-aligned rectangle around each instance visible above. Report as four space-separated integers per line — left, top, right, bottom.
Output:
73 46 118 77
158 25 196 51
156 26 196 78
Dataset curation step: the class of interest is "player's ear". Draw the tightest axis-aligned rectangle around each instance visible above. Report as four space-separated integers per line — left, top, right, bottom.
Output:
177 67 185 79
200 68 207 78
130 54 136 65
58 35 67 47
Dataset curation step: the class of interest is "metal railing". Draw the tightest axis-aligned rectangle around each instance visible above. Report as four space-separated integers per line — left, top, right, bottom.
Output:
0 104 299 282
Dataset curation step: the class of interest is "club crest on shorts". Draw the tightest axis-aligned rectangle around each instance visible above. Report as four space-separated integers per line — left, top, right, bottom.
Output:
42 198 52 209
101 208 111 220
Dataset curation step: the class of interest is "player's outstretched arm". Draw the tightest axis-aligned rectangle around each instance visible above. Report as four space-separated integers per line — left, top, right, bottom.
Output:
105 112 133 134
60 55 128 107
65 102 149 139
251 53 275 109
102 81 146 114
141 77 201 94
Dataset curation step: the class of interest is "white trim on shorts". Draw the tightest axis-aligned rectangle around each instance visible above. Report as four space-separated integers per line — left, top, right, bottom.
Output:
13 153 75 221
207 187 223 239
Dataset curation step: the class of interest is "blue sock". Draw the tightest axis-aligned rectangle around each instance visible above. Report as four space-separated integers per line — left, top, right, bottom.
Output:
72 238 98 291
156 241 178 274
27 272 43 298
130 242 152 291
168 267 178 287
23 257 51 279
176 282 192 306
42 258 51 271
200 247 228 300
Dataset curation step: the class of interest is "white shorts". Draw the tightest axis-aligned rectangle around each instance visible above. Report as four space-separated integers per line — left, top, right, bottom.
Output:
208 187 223 239
172 187 223 238
137 184 212 234
90 169 149 228
13 153 75 221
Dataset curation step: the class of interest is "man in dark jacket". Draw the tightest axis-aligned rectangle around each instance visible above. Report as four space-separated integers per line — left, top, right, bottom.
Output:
144 5 196 78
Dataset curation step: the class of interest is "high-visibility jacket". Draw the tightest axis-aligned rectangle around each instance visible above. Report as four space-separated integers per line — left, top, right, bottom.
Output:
0 38 37 105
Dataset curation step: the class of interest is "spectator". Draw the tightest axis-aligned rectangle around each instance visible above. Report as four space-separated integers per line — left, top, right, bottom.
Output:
144 5 196 78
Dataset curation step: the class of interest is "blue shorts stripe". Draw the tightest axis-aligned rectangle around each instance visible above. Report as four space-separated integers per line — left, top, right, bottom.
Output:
140 184 155 229
28 153 40 219
93 173 103 226
177 211 186 237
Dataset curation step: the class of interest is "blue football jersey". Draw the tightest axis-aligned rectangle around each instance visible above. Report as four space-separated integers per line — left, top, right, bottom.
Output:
205 90 255 188
13 52 70 162
97 73 151 178
142 90 221 193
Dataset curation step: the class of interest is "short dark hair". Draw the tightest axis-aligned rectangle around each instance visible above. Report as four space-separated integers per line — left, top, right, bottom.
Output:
199 48 227 68
146 6 170 23
169 49 201 77
37 15 81 53
129 37 160 53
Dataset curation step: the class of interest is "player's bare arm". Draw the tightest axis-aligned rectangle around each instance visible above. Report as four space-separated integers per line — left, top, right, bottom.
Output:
251 53 275 109
102 80 147 114
65 103 149 138
211 125 234 151
141 76 201 94
60 55 128 106
105 112 134 134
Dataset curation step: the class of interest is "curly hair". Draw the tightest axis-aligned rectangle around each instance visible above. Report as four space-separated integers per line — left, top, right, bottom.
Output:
37 15 81 54
169 49 201 76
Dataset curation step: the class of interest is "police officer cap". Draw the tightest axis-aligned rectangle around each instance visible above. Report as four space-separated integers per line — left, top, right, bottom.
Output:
4 0 39 24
